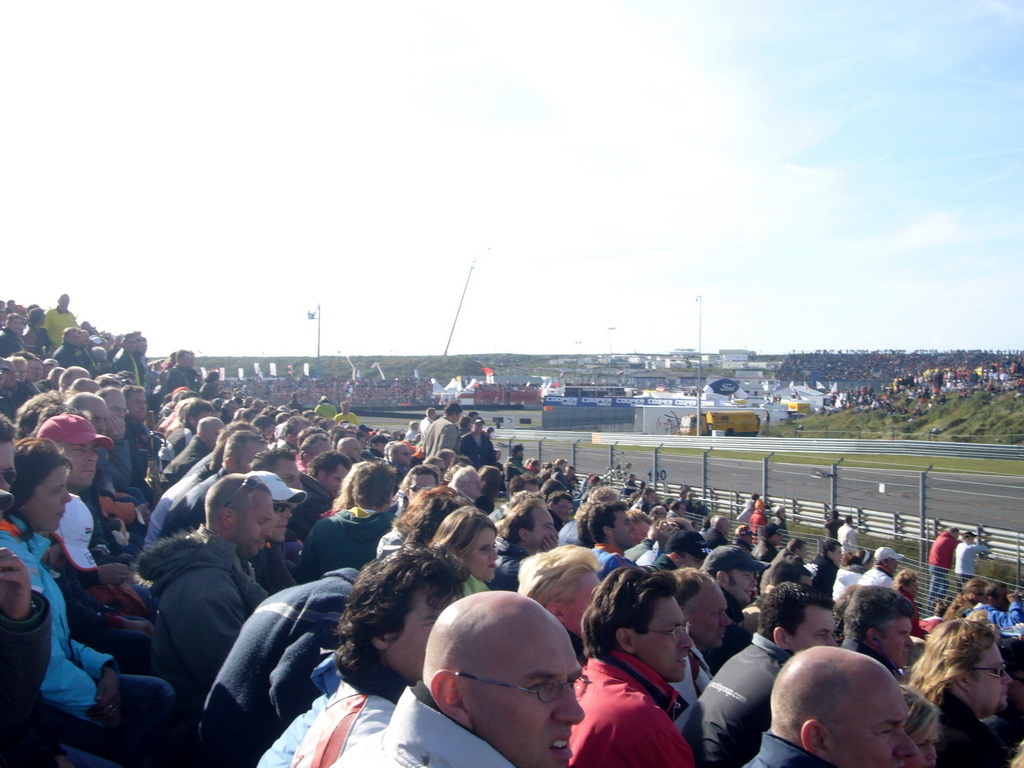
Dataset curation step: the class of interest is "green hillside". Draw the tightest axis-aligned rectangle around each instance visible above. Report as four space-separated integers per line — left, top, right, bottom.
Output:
767 391 1024 444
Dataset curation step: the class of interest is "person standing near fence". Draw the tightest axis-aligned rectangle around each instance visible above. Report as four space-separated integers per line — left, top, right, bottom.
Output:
928 526 959 608
838 515 859 555
954 531 990 591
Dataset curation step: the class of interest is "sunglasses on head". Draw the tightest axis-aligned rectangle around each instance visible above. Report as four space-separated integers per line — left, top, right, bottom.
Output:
223 475 266 510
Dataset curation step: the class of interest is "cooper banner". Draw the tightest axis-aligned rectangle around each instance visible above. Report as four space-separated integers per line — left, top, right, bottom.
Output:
544 396 700 408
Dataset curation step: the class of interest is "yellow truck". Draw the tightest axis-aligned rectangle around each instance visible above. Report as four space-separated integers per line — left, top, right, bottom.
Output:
678 410 761 436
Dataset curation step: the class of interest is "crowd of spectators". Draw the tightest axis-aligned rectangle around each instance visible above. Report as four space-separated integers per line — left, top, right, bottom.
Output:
779 349 1024 385
6 294 1024 768
235 377 435 408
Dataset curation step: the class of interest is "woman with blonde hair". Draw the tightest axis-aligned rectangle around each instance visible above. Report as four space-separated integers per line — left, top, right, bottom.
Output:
430 507 498 595
907 618 1009 767
901 685 940 768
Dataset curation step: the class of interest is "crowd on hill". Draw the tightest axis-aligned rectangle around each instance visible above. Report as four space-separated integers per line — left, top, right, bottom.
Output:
236 378 435 408
779 349 1024 384
5 294 1024 768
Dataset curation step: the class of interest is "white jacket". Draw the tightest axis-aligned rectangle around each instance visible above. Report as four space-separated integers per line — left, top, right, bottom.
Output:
858 567 894 589
289 680 396 768
336 688 515 768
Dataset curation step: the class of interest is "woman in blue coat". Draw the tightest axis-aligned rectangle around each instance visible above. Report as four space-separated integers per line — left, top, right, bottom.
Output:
0 438 173 768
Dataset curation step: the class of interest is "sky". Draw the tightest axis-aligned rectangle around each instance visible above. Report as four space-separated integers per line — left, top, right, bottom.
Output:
2 1 1023 359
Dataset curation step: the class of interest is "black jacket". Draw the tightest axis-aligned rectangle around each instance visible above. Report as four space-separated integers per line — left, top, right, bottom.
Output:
985 704 1024 766
161 365 202 394
53 343 94 375
161 435 212 487
682 633 791 768
458 432 498 469
0 328 23 356
752 541 780 564
199 569 358 768
288 473 335 544
840 636 902 677
810 555 839 596
489 538 528 592
704 529 729 549
937 690 1006 768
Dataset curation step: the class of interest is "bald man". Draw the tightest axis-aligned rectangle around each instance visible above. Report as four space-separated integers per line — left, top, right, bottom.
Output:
338 591 585 768
337 436 363 464
744 646 917 768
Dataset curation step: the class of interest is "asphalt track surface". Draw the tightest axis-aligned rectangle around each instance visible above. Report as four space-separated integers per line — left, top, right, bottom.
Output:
519 441 1024 534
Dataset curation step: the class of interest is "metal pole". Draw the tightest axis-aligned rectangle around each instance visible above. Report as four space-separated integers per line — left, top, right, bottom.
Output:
316 305 321 380
609 443 616 468
537 439 543 463
695 296 702 436
762 452 773 499
654 446 661 495
830 458 843 516
307 304 322 380
1017 531 1021 589
919 467 931 563
702 448 712 510
572 439 579 468
443 257 480 356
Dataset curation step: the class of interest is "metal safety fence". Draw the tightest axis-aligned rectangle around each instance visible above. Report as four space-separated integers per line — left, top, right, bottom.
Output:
498 435 1024 601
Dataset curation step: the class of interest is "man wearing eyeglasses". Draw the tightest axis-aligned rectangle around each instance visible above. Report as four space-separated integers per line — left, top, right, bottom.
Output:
569 568 696 768
138 472 274 762
337 590 584 768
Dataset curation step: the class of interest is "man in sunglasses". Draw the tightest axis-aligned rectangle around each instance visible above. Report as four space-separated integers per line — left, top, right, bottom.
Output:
138 472 274 762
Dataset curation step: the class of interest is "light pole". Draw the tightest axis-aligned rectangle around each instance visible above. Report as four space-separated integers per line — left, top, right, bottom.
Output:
607 327 616 355
307 304 321 379
696 296 702 436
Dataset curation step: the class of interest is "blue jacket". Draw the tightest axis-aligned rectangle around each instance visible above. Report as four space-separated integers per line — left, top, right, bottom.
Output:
976 601 1024 629
0 516 114 719
489 538 528 591
200 568 359 768
593 544 635 580
258 658 339 768
743 733 837 768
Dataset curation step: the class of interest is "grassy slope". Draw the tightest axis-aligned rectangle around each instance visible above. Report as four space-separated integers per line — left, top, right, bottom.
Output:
766 391 1024 445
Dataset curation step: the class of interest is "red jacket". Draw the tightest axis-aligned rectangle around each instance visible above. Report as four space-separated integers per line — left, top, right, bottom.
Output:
569 652 695 768
928 531 958 569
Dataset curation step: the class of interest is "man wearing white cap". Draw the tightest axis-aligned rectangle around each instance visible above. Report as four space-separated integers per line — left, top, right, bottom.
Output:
247 466 307 595
52 497 155 675
858 546 902 588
